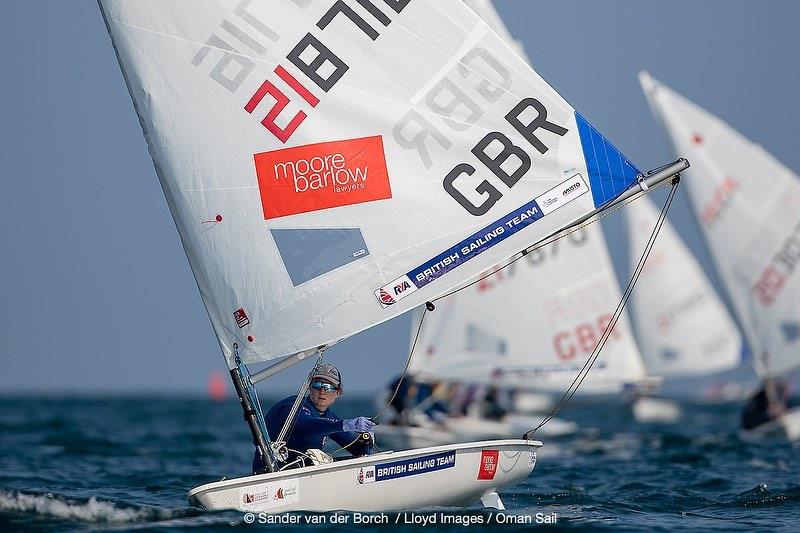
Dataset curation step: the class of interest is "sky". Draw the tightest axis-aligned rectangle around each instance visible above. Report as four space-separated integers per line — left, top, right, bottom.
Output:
0 1 798 396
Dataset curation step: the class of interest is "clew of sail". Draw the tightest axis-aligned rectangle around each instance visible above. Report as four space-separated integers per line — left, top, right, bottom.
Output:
625 195 743 377
99 0 655 368
408 224 648 395
640 72 800 379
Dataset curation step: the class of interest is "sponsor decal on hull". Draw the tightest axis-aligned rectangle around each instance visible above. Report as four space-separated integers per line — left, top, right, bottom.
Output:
255 136 391 219
357 465 376 485
375 175 588 307
366 451 456 482
239 479 300 511
477 450 499 480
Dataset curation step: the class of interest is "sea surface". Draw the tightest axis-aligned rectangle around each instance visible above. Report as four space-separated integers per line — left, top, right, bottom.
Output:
1 395 798 532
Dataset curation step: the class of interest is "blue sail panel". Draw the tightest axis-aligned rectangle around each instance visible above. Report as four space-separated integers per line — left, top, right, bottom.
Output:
575 112 641 208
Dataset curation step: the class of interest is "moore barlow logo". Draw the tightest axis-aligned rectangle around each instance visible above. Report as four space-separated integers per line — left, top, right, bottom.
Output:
254 135 392 219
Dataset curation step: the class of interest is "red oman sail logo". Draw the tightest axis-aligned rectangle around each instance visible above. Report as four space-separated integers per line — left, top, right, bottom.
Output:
477 450 499 480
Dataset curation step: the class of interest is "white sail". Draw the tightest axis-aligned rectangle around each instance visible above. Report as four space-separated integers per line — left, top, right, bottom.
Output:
461 0 529 63
408 225 647 394
640 72 800 379
99 0 651 367
625 195 743 377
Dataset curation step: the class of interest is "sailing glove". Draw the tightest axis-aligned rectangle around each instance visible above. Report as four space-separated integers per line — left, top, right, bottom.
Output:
343 417 376 433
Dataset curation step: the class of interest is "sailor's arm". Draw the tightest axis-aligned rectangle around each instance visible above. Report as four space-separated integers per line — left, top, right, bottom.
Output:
291 406 345 436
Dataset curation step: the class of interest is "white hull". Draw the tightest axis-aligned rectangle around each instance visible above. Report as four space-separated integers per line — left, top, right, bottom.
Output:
189 439 541 513
375 424 457 450
513 392 555 414
446 414 577 440
740 406 800 442
632 397 682 424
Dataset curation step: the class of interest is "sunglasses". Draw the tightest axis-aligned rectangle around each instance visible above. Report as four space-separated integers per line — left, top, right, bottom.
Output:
310 381 339 393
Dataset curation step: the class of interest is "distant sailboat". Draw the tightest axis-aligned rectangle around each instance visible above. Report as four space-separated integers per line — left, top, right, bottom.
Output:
640 72 800 440
407 224 648 397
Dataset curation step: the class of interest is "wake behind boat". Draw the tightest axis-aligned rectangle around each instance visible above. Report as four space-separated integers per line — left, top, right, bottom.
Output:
98 0 686 513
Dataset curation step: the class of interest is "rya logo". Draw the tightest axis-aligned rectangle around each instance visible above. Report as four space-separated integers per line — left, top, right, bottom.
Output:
393 281 411 295
375 275 418 308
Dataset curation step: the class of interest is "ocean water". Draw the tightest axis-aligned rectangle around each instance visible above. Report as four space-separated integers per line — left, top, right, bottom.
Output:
1 396 798 532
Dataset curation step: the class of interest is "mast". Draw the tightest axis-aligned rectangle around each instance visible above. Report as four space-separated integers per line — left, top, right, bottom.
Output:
230 343 277 473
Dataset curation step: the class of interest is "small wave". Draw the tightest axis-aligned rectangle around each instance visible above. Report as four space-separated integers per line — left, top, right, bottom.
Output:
0 490 177 523
736 484 800 508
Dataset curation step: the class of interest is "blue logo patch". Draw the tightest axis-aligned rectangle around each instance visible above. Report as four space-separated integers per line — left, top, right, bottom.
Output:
374 451 456 482
408 199 544 290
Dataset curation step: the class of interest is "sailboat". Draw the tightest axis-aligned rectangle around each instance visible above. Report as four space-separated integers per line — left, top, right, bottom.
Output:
97 0 686 513
624 195 745 422
639 72 800 440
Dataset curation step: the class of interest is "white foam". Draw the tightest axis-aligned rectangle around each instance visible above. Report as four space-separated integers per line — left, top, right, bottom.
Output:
0 490 164 523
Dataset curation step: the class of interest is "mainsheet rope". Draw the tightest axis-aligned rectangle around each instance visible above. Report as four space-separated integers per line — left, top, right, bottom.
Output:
523 177 680 437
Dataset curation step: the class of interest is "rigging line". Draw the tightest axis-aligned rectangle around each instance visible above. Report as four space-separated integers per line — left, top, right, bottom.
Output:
330 307 430 455
373 307 429 422
274 351 325 454
524 179 680 437
531 182 678 434
526 193 675 436
432 180 672 303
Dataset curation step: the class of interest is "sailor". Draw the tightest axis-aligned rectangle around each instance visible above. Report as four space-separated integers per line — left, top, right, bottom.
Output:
252 364 375 473
741 379 792 431
387 374 419 425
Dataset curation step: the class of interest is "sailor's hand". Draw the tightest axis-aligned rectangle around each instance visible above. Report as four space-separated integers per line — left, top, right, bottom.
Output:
343 416 376 433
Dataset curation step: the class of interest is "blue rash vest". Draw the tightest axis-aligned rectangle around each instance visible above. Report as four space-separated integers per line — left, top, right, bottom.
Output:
252 395 370 473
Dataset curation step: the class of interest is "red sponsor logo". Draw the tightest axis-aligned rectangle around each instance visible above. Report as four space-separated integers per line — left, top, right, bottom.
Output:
700 176 738 226
233 308 250 328
753 265 786 306
477 450 499 480
242 491 267 504
378 289 396 306
254 136 392 219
